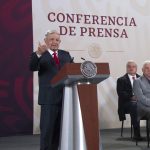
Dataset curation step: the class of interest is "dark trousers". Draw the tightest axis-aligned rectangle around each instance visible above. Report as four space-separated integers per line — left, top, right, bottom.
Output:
124 101 140 136
40 105 62 150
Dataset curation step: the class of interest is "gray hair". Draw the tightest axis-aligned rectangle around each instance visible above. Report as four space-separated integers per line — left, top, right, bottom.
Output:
126 60 137 67
45 30 60 37
142 60 150 68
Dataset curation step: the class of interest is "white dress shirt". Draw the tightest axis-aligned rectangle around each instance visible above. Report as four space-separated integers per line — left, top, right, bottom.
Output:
36 49 58 58
128 74 136 87
47 49 58 57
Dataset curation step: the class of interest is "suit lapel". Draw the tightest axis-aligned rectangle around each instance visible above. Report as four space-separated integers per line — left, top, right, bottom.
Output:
58 50 64 68
125 74 132 89
44 51 56 67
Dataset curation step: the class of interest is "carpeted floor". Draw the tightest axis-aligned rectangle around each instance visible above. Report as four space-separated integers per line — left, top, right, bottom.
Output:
101 128 149 150
0 128 149 150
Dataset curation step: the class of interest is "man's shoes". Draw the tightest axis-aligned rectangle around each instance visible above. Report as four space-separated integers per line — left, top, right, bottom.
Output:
133 135 144 141
133 127 143 141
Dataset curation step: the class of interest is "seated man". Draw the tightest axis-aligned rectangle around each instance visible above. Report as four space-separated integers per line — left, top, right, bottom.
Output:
133 61 150 123
117 60 141 140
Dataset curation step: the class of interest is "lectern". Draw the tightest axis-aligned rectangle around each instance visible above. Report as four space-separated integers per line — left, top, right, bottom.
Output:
51 63 110 150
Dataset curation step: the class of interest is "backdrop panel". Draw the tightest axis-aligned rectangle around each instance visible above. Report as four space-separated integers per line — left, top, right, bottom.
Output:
32 0 150 133
0 0 33 136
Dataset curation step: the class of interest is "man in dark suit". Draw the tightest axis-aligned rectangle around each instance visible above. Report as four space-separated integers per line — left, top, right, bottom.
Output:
29 30 72 150
117 60 141 140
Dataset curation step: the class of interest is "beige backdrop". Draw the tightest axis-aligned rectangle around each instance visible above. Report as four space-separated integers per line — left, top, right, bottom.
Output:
32 0 150 134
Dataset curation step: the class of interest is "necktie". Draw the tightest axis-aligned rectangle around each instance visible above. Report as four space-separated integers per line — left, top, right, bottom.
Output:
53 52 60 67
132 76 136 96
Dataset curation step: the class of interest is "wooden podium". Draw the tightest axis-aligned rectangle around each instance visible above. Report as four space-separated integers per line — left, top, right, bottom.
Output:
51 63 110 150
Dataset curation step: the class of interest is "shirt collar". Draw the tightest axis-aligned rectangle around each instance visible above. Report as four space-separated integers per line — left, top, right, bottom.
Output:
128 74 136 79
47 49 58 55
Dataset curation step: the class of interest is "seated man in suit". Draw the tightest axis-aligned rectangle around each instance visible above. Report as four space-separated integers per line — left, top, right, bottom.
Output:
29 30 73 150
133 61 150 123
117 60 141 140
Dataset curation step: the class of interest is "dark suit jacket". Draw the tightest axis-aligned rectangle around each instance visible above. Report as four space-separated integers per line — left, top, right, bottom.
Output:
116 73 140 121
29 50 72 105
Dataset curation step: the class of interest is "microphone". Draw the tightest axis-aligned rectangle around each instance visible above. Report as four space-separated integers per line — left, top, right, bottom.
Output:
81 57 86 61
70 57 74 63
